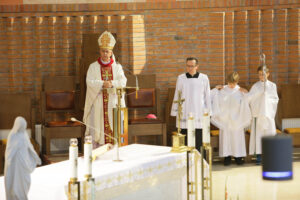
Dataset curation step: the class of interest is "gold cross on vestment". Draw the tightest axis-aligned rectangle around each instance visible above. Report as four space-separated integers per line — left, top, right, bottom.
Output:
104 70 112 81
173 90 185 133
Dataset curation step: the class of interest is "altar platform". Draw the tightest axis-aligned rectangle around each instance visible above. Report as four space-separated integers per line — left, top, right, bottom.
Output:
0 144 206 200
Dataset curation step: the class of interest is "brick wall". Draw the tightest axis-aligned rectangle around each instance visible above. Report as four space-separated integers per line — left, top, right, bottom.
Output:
0 1 299 121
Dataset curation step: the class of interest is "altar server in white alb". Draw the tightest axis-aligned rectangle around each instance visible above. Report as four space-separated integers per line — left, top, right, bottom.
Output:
246 66 279 164
211 72 251 165
4 116 41 200
83 31 127 148
171 57 211 151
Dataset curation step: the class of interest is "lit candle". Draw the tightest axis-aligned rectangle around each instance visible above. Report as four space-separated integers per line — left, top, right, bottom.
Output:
202 112 210 144
84 135 93 177
187 112 195 147
69 138 78 180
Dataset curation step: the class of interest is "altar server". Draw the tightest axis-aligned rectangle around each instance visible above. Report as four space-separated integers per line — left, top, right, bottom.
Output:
4 116 41 200
171 57 211 151
246 66 279 164
83 31 127 148
211 72 251 165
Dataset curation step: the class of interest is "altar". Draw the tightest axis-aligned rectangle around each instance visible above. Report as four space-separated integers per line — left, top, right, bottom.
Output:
0 144 209 200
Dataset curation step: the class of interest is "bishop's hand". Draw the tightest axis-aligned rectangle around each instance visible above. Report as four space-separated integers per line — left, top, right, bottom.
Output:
103 81 113 88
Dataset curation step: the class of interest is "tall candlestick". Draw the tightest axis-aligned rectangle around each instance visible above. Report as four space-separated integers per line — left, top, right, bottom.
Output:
202 112 210 144
69 138 78 181
188 112 195 147
84 135 93 177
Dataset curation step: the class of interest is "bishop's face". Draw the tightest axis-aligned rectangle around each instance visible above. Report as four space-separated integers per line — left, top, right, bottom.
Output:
186 60 198 76
258 70 270 82
100 48 112 62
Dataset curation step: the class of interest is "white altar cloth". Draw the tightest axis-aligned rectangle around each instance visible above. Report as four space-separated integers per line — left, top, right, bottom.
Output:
0 144 206 200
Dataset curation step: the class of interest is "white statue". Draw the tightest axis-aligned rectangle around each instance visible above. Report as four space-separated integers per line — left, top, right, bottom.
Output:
4 116 41 200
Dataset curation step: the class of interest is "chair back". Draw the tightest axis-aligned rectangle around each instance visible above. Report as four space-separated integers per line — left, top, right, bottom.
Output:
125 74 161 122
281 84 300 118
41 76 79 125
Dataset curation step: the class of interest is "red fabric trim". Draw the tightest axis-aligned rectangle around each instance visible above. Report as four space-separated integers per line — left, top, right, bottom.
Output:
97 57 114 67
100 62 114 144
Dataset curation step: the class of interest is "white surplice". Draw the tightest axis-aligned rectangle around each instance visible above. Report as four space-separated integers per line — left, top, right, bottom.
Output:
211 85 251 157
4 117 41 200
83 60 127 145
171 73 211 129
246 80 279 155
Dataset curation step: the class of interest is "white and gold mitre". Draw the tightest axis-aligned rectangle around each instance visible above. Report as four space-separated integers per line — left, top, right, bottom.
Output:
98 31 116 50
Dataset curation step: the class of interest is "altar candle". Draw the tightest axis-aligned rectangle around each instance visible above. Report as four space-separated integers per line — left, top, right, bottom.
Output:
84 137 93 176
187 112 195 147
69 139 78 180
202 112 210 144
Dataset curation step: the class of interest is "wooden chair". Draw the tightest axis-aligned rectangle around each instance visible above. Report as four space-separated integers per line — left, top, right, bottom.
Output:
278 84 300 147
0 93 39 174
126 74 166 146
41 76 84 155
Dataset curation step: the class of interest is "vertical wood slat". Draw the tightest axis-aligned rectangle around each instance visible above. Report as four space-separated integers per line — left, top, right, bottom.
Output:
246 10 250 85
222 12 225 85
287 8 298 82
232 11 236 72
298 8 300 84
272 9 278 84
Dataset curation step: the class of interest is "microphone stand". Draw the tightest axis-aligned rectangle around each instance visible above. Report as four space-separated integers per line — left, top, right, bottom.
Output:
107 66 139 148
71 118 122 162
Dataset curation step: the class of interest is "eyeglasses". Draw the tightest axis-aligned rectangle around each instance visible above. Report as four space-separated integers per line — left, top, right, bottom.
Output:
186 65 197 68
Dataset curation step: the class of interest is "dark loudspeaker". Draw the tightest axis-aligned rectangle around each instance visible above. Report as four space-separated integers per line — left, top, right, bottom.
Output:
262 135 293 180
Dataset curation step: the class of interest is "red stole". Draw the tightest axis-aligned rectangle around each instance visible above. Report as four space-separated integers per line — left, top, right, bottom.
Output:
98 58 114 144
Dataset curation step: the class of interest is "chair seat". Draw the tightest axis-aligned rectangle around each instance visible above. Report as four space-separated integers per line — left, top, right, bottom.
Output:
46 121 81 127
129 118 162 124
0 139 7 145
246 129 282 134
284 128 300 134
211 130 219 136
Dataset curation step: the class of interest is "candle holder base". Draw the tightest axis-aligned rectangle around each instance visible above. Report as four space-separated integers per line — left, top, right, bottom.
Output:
68 179 80 200
83 176 95 200
171 132 188 153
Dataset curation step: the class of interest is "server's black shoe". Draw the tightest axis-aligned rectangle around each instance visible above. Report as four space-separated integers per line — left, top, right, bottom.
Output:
256 154 262 165
224 156 231 166
235 157 245 165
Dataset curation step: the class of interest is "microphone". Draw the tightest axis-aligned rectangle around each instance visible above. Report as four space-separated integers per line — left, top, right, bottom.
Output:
135 75 139 99
122 67 139 99
71 117 118 144
71 117 122 161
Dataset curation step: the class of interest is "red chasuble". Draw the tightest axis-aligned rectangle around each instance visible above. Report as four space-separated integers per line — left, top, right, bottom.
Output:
98 57 114 144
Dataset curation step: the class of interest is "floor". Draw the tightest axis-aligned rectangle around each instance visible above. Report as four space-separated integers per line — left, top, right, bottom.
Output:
211 149 300 200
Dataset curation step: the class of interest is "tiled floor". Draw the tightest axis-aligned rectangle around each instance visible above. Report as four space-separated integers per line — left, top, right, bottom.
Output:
211 149 300 200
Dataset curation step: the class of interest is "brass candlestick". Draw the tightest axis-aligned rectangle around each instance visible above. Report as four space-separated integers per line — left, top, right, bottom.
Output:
187 148 203 200
201 143 212 200
112 87 129 162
